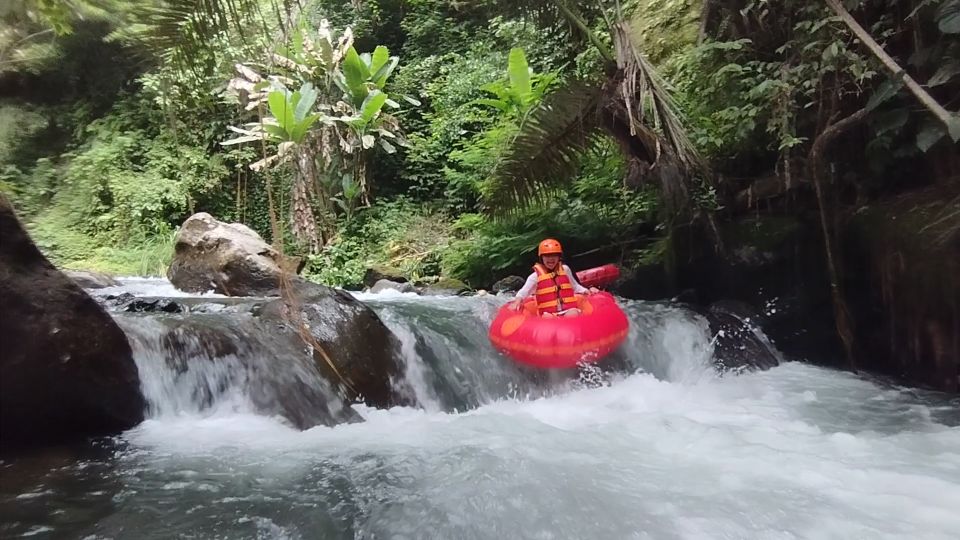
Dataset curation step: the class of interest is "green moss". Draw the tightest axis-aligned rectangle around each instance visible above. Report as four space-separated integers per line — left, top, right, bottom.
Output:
432 277 469 290
629 0 702 66
304 200 455 287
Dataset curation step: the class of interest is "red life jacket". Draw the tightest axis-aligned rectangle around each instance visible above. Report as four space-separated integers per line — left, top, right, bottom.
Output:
533 263 578 314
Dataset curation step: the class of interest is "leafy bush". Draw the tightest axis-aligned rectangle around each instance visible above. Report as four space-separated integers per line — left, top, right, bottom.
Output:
304 199 453 287
27 208 176 276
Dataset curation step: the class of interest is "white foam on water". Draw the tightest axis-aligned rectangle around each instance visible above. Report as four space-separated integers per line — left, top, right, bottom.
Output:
37 279 959 538
348 288 424 301
122 362 960 539
94 277 229 298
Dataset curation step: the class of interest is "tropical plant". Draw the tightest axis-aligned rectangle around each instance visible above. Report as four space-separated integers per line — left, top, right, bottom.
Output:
222 20 415 251
472 47 557 119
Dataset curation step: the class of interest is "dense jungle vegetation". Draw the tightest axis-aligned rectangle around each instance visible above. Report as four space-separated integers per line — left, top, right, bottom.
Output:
2 1 958 382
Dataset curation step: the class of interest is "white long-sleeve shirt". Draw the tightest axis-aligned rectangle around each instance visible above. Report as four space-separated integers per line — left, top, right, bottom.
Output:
514 264 588 299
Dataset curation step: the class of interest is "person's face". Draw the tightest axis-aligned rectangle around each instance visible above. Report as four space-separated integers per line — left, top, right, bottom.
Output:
542 254 560 270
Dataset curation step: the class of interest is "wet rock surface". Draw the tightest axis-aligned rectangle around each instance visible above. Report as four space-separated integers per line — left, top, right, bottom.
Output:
0 199 145 449
167 212 302 297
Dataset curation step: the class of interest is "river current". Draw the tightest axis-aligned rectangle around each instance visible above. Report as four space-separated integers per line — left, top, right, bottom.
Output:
1 279 958 539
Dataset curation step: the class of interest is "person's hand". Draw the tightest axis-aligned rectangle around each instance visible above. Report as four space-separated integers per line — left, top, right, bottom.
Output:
510 298 523 311
588 287 600 294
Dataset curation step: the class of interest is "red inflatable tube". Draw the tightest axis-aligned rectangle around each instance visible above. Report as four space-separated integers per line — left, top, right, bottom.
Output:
575 263 620 288
488 292 629 369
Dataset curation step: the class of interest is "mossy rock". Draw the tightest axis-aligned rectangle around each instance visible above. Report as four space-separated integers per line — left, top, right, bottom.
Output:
362 265 407 287
422 277 470 296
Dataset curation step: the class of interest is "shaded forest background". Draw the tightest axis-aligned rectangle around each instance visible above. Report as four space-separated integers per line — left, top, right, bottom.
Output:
1 0 958 389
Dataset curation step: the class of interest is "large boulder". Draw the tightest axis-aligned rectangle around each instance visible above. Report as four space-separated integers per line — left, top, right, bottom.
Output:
64 270 119 289
167 212 302 296
110 279 412 430
0 198 145 449
116 314 362 430
362 265 407 288
257 281 413 410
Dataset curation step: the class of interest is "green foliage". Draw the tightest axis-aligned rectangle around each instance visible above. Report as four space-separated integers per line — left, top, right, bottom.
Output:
666 1 885 169
666 0 960 184
223 21 415 251
393 46 507 201
6 0 951 285
0 103 49 171
53 104 229 239
473 47 558 119
444 143 659 286
28 207 176 275
304 199 452 287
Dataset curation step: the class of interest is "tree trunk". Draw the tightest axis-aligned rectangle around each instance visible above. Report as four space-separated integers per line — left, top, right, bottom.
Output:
824 0 959 140
698 0 715 44
292 150 322 252
808 106 869 368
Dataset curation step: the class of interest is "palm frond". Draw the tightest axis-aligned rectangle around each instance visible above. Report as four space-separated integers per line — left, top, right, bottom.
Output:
131 0 297 65
482 82 605 215
612 21 706 176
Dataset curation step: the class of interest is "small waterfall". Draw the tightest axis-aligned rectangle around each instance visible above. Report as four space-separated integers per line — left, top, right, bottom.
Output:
359 294 722 409
120 317 252 417
617 299 718 383
357 294 547 411
108 287 771 429
115 311 358 428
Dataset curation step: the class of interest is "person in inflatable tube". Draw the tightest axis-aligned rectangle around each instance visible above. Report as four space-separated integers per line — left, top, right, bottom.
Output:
509 238 599 318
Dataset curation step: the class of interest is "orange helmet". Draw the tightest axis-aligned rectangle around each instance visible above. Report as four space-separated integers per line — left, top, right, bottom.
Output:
538 238 563 256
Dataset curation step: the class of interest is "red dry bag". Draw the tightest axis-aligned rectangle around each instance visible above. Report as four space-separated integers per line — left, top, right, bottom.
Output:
575 264 620 288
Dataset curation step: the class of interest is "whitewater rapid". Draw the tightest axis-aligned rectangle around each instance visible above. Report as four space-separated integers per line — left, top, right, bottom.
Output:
2 284 959 539
116 362 960 539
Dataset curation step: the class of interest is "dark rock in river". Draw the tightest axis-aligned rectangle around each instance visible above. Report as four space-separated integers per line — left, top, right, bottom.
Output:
0 197 145 449
421 277 470 296
672 215 841 365
167 212 303 297
118 315 362 429
112 279 412 429
102 292 185 313
370 279 415 294
703 300 782 372
363 265 407 288
257 281 413 411
491 275 525 294
125 298 185 313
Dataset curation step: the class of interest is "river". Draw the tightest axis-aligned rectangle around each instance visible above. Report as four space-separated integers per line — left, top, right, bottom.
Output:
1 279 958 539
